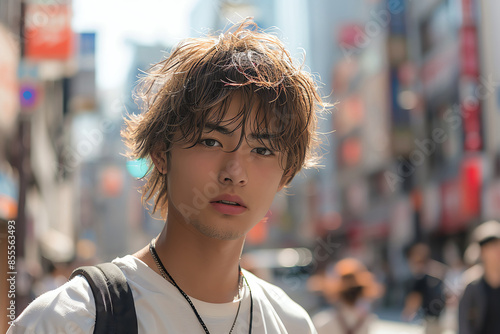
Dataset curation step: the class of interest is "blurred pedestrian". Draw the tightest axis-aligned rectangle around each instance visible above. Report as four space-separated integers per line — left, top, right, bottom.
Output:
402 242 447 334
459 220 500 334
309 258 383 334
31 259 68 297
8 18 326 334
440 241 466 332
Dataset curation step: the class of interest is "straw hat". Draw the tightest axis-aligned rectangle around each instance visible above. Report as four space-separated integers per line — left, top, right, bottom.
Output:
473 220 500 246
308 258 383 303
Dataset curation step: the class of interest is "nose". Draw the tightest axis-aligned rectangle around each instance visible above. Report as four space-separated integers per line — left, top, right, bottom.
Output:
218 152 248 186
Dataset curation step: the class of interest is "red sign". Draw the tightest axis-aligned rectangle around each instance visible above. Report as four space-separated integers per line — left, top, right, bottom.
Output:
460 156 482 220
461 83 482 151
24 4 74 60
460 26 479 78
460 0 482 152
441 156 482 232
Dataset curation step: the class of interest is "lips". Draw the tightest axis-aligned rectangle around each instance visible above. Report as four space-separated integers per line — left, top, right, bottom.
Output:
209 194 247 215
210 194 246 208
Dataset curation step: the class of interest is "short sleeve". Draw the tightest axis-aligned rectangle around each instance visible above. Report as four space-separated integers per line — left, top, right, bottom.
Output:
249 274 318 334
7 276 96 334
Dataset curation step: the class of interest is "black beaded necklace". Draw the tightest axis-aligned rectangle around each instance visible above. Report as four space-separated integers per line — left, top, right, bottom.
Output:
149 240 253 334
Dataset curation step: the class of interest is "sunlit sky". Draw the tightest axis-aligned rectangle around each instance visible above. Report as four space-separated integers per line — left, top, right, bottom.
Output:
72 0 199 89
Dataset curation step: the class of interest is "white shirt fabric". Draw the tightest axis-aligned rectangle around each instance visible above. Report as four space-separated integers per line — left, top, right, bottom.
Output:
312 306 376 334
8 255 317 334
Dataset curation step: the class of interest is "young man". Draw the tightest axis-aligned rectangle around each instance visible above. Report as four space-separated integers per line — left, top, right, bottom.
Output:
8 19 325 333
459 220 500 334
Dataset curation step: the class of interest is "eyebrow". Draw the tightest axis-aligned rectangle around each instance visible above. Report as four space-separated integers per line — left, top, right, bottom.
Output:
204 123 232 135
204 123 278 140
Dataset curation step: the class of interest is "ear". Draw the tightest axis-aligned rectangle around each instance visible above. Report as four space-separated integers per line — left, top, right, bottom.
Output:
151 147 168 174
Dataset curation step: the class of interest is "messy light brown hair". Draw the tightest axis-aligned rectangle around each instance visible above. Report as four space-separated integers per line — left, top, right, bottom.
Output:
122 19 326 216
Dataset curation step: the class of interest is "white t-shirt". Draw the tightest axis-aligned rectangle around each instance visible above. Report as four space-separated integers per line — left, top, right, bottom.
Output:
8 255 317 334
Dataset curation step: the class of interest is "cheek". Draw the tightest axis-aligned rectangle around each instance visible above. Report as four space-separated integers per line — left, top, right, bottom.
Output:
170 156 224 204
171 150 216 178
483 250 497 263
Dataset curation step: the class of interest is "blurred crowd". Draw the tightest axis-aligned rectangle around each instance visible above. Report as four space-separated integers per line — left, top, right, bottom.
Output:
304 220 500 334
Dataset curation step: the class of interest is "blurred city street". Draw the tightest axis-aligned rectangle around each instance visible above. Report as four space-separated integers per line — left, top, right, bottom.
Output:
2 0 500 333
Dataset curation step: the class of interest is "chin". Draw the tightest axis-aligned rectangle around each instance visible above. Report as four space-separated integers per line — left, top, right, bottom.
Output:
193 222 246 241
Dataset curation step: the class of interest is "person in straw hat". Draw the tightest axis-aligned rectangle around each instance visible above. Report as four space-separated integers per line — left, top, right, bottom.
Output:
309 258 384 334
459 220 500 334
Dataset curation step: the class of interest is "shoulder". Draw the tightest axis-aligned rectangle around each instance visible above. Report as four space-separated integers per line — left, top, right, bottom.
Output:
244 270 308 316
412 273 443 291
459 276 487 309
8 256 148 334
8 276 95 334
243 270 316 332
463 276 486 296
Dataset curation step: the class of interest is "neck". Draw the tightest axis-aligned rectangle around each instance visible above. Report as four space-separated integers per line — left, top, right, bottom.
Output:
152 218 245 303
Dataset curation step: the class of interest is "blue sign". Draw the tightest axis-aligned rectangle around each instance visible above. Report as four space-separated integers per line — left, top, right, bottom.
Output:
19 82 38 109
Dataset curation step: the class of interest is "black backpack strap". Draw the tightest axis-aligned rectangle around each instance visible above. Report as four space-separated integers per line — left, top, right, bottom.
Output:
70 262 138 334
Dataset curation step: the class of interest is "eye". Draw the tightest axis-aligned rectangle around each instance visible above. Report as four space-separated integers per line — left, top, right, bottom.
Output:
200 139 222 148
252 147 274 156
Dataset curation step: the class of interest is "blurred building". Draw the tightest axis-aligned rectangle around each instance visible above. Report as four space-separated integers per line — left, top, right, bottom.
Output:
0 1 22 331
402 0 486 260
478 0 500 233
313 0 495 309
325 0 499 310
309 0 407 309
19 0 78 261
89 42 170 259
0 0 99 325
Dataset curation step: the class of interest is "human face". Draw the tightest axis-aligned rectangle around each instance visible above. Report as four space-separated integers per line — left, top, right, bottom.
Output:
165 94 288 240
481 239 500 272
